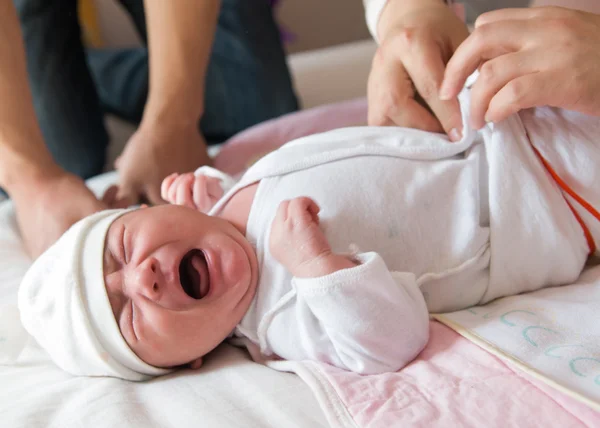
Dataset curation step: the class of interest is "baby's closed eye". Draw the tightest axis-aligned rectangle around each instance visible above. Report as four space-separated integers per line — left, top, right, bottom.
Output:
105 272 127 322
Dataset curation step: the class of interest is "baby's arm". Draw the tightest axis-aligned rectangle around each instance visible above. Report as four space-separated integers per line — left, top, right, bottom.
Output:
269 197 429 374
161 166 237 213
292 253 430 374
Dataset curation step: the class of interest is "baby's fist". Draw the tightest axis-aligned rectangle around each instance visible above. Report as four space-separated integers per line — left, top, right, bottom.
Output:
161 172 223 213
269 197 334 277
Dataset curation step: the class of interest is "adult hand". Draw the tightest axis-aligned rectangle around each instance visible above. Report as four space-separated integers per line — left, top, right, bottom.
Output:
12 171 107 258
441 7 600 129
368 1 469 140
108 123 212 206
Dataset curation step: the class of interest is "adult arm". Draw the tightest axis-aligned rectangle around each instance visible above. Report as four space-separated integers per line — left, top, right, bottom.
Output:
441 7 600 128
110 0 220 206
0 0 105 258
364 0 469 140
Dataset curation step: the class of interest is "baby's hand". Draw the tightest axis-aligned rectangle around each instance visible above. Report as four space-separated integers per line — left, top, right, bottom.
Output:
270 197 356 278
160 172 224 213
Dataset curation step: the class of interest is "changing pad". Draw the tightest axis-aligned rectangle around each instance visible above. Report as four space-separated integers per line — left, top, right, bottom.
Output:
435 264 600 412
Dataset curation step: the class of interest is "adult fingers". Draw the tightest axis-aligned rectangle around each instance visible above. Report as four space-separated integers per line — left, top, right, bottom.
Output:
144 182 165 206
383 98 445 133
441 21 527 100
102 185 132 209
486 71 556 124
368 52 443 133
402 37 463 139
102 185 119 207
115 181 141 207
475 7 564 28
469 51 541 129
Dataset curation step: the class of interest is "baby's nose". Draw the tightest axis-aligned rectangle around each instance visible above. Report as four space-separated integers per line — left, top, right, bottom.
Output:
130 257 162 300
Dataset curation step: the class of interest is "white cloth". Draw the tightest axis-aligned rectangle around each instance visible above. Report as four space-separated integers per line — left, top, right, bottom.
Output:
520 107 600 255
18 209 172 381
362 0 388 42
194 166 238 193
205 83 595 375
362 0 457 42
233 139 490 374
361 1 529 42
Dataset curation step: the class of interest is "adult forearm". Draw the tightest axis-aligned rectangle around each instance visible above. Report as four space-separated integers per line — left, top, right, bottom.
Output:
142 0 220 128
531 0 600 13
0 0 59 192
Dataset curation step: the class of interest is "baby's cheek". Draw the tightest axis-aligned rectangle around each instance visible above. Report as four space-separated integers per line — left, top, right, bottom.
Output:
133 310 177 366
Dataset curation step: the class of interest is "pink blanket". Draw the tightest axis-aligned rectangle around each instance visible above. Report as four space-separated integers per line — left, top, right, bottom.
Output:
296 322 600 427
216 100 600 427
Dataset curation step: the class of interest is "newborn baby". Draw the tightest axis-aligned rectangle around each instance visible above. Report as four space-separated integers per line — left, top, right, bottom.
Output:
18 89 600 380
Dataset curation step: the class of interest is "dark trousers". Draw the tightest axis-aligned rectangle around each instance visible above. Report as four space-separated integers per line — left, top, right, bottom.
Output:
13 0 299 179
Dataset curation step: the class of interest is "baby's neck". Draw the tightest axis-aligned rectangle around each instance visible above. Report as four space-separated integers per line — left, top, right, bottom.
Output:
217 183 259 237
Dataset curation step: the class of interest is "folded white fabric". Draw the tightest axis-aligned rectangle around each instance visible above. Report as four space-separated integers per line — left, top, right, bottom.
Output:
18 209 172 381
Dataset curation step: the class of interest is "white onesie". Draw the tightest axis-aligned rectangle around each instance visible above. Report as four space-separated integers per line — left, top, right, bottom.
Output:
205 88 598 374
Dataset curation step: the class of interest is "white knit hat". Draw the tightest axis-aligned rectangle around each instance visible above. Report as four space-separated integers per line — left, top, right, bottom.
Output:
18 209 172 381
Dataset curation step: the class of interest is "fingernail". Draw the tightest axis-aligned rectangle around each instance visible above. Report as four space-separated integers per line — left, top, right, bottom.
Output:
449 128 462 142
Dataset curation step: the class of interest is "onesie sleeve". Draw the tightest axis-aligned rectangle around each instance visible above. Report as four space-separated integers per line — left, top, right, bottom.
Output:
292 252 429 374
193 166 238 194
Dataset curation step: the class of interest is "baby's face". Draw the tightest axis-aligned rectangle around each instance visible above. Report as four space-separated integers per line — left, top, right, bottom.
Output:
103 205 259 369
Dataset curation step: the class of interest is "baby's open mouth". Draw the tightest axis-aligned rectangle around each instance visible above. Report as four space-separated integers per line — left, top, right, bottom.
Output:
179 249 210 300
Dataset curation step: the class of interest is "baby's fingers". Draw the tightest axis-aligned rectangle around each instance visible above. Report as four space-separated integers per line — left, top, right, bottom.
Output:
305 198 321 224
161 173 179 202
206 176 224 200
274 200 290 225
174 174 196 207
191 175 221 212
289 197 320 226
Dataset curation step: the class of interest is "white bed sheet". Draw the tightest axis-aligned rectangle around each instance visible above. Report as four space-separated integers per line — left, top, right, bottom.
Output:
0 172 328 428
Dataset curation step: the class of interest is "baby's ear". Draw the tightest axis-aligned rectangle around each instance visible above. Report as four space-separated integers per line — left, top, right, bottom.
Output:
188 357 203 370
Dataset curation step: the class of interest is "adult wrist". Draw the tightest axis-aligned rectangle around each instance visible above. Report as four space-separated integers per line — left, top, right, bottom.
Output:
3 159 65 200
377 0 447 42
141 102 203 133
139 102 204 142
0 143 63 196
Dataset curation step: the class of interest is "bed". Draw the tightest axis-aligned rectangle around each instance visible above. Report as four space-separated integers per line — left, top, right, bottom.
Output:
3 39 600 428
